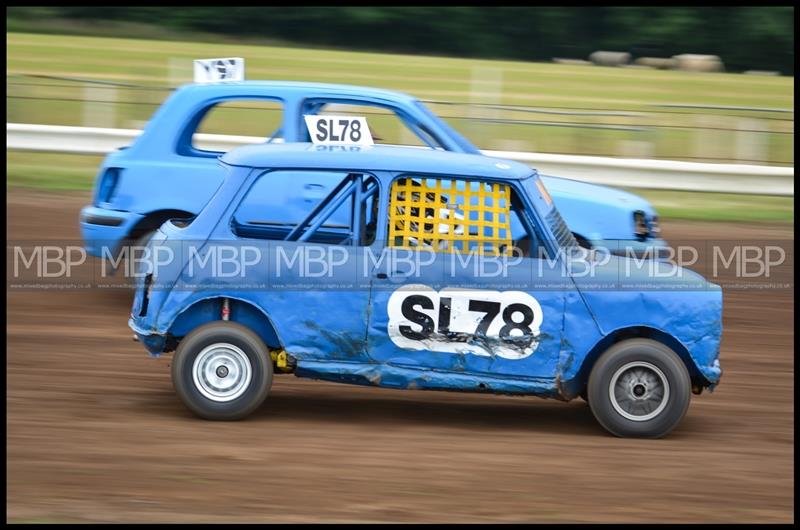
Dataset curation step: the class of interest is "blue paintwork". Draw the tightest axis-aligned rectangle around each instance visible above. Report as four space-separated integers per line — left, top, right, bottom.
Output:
79 206 143 256
293 361 560 396
540 176 666 251
224 142 533 178
80 80 665 258
129 143 722 400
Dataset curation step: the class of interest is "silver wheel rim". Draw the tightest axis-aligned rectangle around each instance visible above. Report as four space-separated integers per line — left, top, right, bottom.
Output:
192 343 252 402
609 361 669 422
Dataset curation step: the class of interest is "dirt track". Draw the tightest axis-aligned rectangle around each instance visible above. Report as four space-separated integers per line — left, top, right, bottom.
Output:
6 190 794 523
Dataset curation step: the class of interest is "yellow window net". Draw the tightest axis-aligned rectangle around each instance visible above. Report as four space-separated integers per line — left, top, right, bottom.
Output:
388 177 512 256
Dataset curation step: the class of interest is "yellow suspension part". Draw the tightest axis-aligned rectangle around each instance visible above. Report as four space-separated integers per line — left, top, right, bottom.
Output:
270 349 291 372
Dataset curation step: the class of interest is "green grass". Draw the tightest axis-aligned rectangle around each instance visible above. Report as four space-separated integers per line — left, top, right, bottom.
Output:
625 188 794 223
7 151 102 191
5 32 794 222
7 32 794 108
6 32 795 164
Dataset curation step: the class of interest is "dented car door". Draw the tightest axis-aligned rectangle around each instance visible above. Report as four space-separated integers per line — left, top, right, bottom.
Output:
365 173 573 384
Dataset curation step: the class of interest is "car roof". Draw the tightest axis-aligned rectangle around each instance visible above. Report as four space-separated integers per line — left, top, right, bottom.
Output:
177 80 418 103
221 143 535 180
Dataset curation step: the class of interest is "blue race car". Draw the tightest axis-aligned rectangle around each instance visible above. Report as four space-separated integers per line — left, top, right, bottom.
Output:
80 80 665 261
129 142 722 438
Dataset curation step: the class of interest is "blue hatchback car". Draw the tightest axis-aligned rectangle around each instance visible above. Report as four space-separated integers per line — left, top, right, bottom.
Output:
129 143 722 438
80 81 666 262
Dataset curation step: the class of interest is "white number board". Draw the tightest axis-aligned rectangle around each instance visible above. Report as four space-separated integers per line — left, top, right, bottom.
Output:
387 285 544 360
304 115 374 146
193 57 245 84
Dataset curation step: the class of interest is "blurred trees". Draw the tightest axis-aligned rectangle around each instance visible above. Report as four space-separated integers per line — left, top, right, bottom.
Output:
7 6 794 74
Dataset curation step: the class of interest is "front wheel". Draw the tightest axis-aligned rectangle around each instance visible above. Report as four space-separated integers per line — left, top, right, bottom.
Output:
587 339 691 438
171 321 273 420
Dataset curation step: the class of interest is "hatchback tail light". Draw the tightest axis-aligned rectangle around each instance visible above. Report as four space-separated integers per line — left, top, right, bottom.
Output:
95 168 122 205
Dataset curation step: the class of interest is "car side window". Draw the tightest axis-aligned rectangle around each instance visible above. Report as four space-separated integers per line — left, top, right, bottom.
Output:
232 170 379 246
387 176 542 257
301 99 445 149
185 98 284 155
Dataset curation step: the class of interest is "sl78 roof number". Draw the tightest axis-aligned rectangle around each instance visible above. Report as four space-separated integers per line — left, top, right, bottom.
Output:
304 115 374 146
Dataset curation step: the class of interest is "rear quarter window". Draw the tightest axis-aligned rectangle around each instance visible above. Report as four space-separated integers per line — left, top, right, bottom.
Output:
187 98 284 154
232 169 379 246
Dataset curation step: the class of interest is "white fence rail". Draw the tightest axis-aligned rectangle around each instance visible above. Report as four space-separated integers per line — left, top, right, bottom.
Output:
7 123 794 196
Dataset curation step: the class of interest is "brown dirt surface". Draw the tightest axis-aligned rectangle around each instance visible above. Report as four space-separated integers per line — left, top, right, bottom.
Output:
6 190 794 523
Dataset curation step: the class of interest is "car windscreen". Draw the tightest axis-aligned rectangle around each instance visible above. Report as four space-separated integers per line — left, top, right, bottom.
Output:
413 100 481 154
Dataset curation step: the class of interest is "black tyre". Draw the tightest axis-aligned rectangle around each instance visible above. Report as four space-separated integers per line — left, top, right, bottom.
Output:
574 234 592 250
133 228 156 248
171 321 273 420
126 229 157 280
587 339 691 438
132 229 156 255
105 229 156 282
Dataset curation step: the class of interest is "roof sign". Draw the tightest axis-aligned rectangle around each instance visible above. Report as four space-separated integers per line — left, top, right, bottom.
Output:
193 58 245 84
304 115 374 146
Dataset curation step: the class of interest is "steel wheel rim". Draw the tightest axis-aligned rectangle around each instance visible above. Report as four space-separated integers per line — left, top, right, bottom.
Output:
609 361 670 422
192 343 252 402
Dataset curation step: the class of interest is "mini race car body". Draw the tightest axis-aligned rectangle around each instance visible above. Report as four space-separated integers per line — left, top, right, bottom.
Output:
129 143 721 437
80 80 665 260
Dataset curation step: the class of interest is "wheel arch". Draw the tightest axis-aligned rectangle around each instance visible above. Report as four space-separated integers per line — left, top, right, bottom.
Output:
167 296 284 352
127 209 196 241
566 326 706 398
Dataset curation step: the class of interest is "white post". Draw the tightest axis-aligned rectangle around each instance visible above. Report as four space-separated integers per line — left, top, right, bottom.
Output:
82 85 117 129
735 118 767 164
469 66 503 148
168 57 192 88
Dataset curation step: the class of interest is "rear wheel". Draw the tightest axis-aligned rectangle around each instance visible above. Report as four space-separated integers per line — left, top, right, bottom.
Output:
126 229 157 276
574 233 592 249
104 229 156 279
132 229 156 251
171 321 273 420
587 339 691 438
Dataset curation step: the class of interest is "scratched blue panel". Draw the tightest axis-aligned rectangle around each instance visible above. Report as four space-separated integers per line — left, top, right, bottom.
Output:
126 140 723 398
294 360 561 397
571 255 723 384
366 250 574 381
